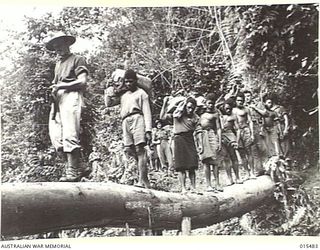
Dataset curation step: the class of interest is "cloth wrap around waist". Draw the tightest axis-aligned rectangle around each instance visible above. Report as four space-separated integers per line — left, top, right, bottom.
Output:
174 131 198 171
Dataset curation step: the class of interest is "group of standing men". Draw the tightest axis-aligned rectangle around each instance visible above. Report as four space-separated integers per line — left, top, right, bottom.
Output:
45 33 291 193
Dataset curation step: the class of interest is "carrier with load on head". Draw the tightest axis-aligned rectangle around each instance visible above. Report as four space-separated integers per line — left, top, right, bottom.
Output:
111 69 152 96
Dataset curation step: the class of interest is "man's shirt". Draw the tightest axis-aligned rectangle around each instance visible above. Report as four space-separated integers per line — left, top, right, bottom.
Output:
120 88 152 132
53 53 88 84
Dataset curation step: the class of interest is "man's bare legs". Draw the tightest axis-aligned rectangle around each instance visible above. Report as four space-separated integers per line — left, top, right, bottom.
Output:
189 169 196 193
212 164 222 191
136 145 150 188
203 161 217 191
203 161 222 191
240 148 255 179
234 149 244 183
125 145 150 188
224 159 234 185
246 147 256 178
178 171 187 193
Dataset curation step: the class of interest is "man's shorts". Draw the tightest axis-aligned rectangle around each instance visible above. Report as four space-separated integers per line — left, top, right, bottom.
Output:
122 113 146 147
264 126 279 142
220 130 237 161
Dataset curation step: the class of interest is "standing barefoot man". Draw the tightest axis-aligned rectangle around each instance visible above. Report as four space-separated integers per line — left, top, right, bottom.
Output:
250 94 282 158
152 119 174 175
272 97 291 160
219 99 243 185
233 92 256 179
244 90 265 175
197 93 222 192
105 69 152 188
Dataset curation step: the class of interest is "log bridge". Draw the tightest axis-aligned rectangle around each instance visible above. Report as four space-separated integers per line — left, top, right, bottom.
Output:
1 176 275 236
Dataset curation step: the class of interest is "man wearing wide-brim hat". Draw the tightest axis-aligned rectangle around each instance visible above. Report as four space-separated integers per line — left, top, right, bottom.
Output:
44 32 90 182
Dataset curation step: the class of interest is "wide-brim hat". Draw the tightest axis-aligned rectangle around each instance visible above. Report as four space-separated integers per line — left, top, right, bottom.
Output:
44 32 76 51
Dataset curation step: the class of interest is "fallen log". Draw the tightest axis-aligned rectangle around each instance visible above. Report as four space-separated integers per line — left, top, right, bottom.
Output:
1 176 275 236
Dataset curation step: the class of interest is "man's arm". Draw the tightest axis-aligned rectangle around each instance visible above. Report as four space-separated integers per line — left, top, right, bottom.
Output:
52 72 87 93
141 92 152 132
141 92 153 145
279 107 290 135
172 100 186 119
218 113 224 131
195 129 203 154
52 55 89 92
259 88 268 104
152 130 160 145
247 108 254 141
233 115 241 147
225 84 238 100
283 113 289 135
193 117 203 153
159 96 173 121
215 94 225 110
250 104 268 117
215 115 222 150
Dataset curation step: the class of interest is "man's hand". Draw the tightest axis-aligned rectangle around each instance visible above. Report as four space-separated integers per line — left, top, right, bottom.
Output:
163 95 170 105
50 84 59 96
114 81 127 95
249 103 256 110
232 84 239 96
250 134 255 143
260 88 268 99
145 131 152 145
233 142 239 149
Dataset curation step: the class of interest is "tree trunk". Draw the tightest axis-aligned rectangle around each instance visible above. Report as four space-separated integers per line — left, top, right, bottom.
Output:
1 176 275 236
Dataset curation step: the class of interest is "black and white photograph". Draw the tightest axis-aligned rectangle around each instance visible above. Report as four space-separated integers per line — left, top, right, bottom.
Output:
0 1 319 248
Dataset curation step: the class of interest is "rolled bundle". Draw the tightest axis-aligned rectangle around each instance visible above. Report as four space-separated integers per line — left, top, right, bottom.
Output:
111 69 152 96
166 96 186 113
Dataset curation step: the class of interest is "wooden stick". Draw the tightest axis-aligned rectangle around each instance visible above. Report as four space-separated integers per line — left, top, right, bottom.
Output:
181 217 191 236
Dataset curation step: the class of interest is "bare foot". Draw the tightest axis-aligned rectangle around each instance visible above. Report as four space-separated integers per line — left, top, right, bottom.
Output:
189 187 197 194
206 186 217 192
249 173 257 179
181 189 188 195
134 182 145 188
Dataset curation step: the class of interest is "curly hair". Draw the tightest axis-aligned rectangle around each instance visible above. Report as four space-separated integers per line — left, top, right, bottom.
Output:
205 93 216 102
263 93 275 103
124 69 137 80
186 97 197 107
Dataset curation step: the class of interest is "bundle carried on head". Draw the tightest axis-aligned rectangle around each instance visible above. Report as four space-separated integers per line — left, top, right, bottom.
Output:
166 96 186 113
111 69 152 96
